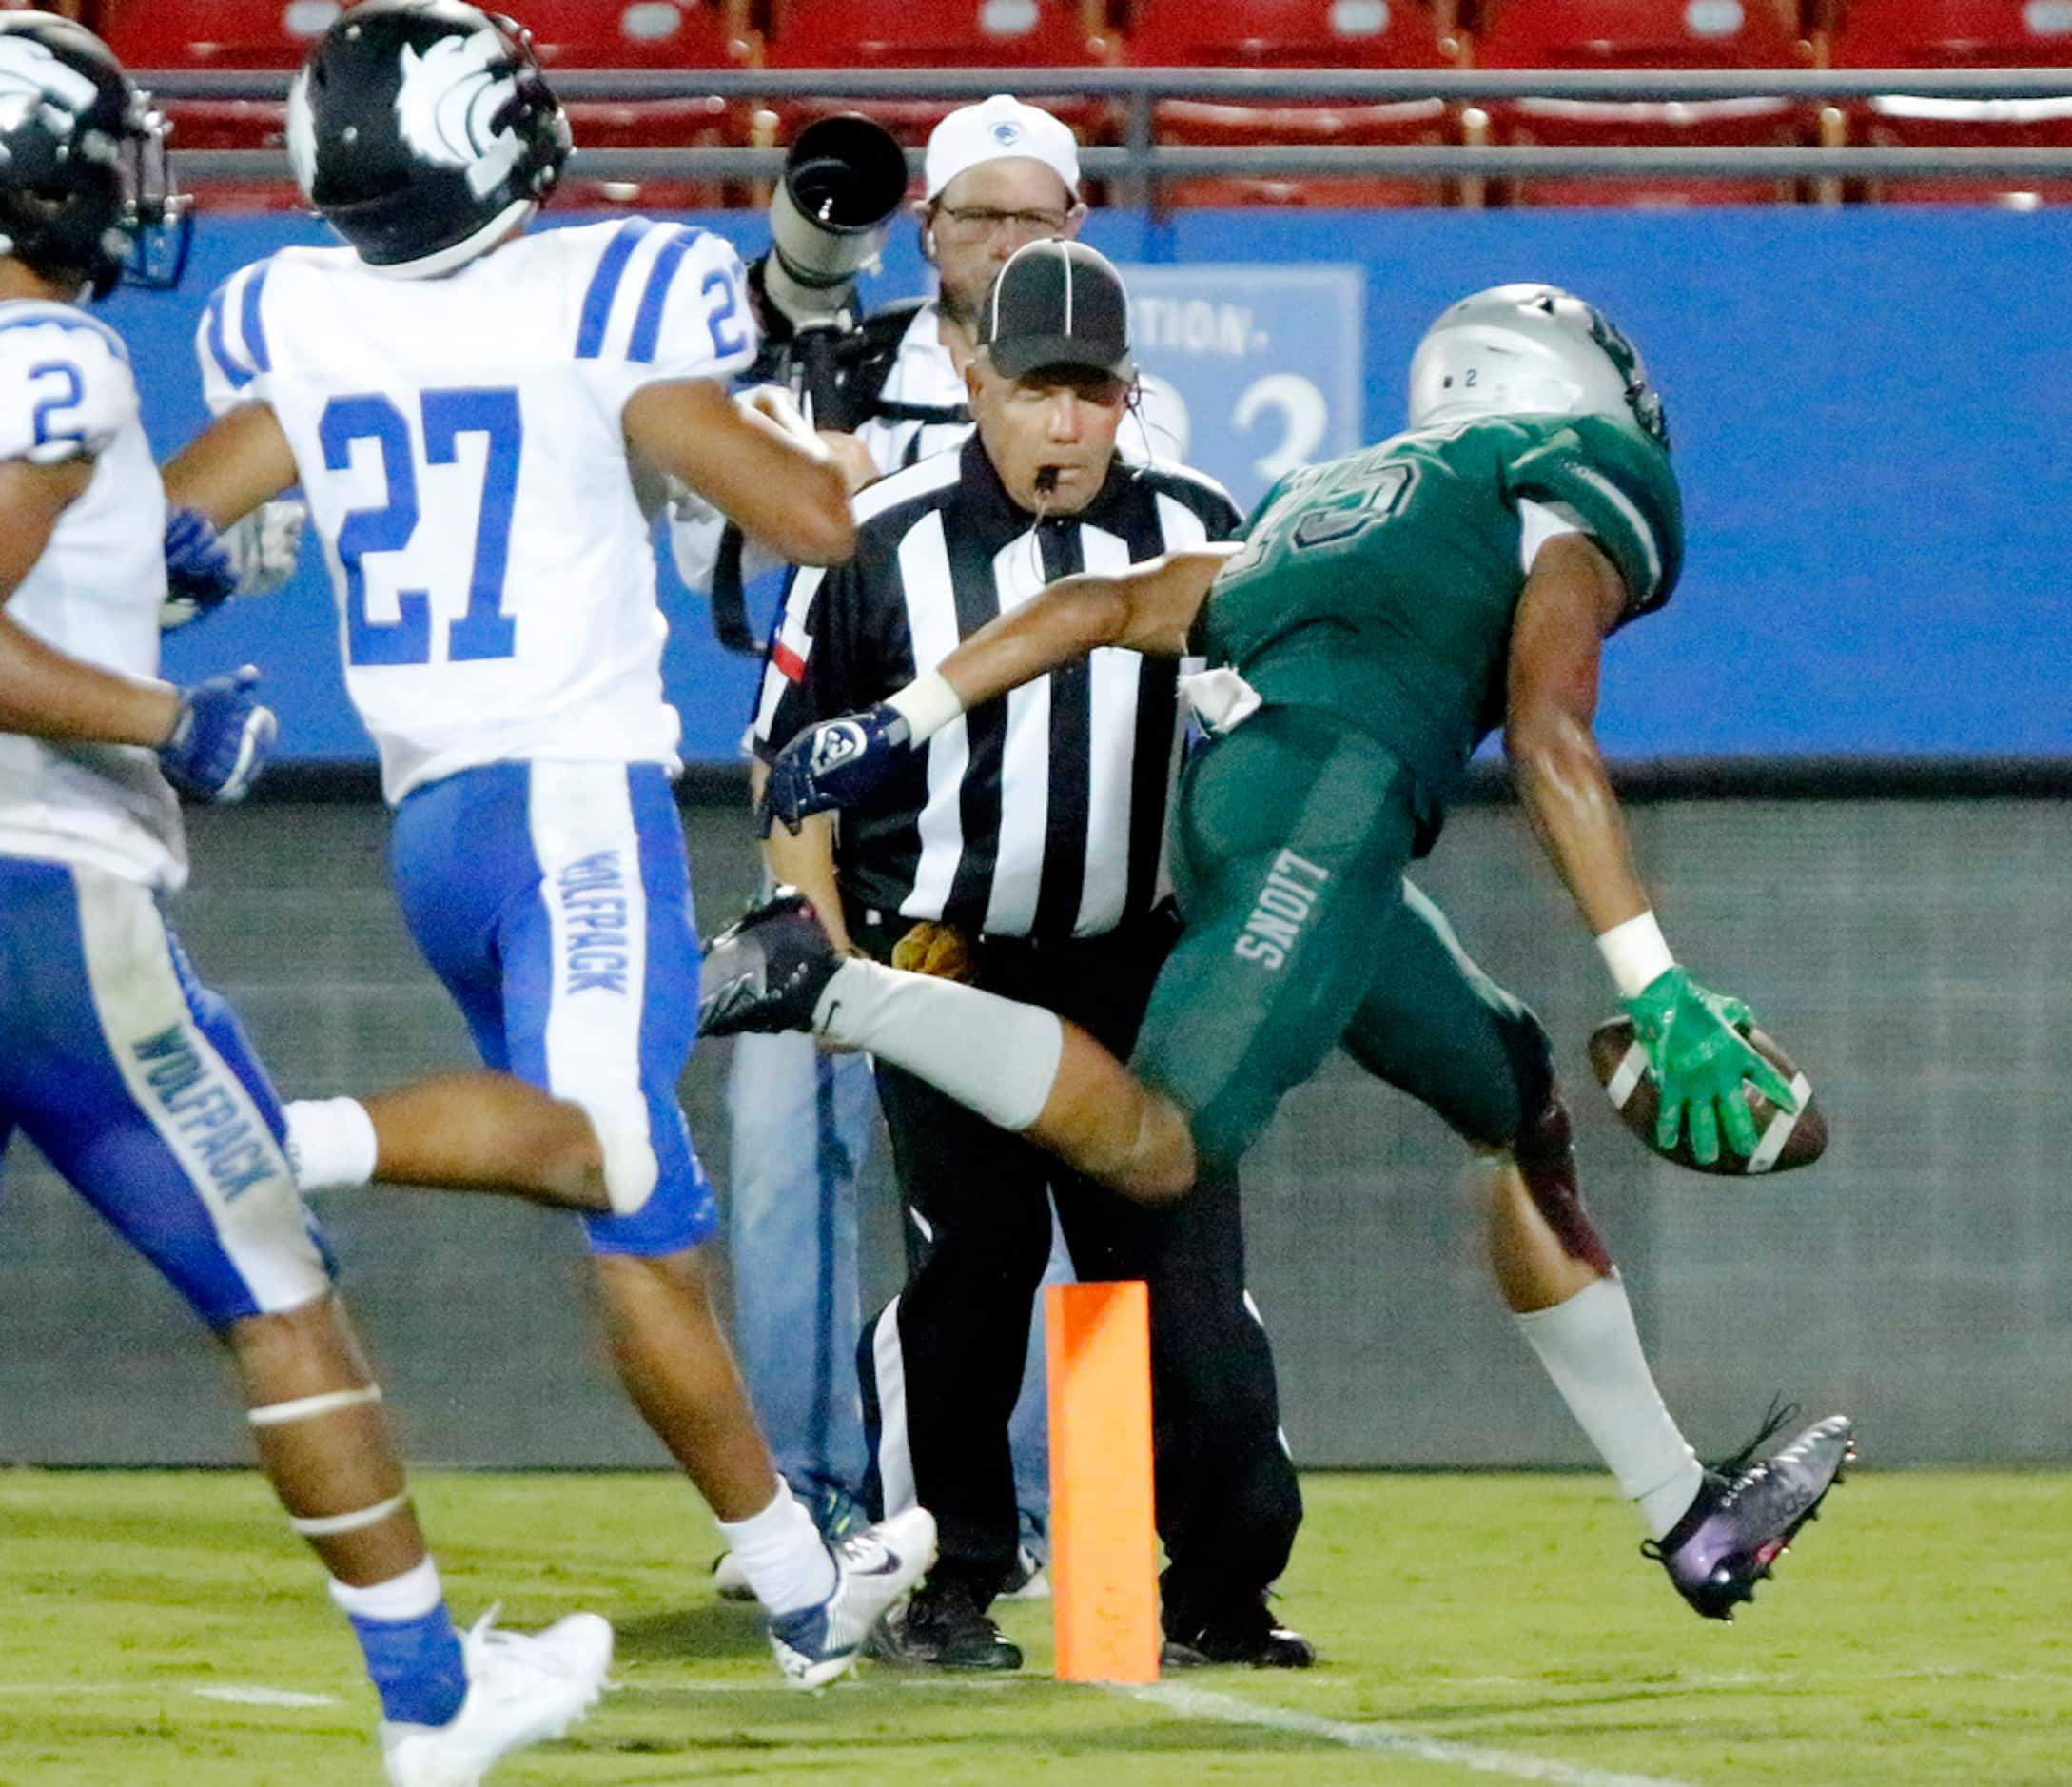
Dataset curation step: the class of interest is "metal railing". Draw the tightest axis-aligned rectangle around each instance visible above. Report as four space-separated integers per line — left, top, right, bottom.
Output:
149 65 2072 202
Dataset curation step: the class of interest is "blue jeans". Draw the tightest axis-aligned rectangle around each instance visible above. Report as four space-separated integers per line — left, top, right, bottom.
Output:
724 1030 1063 1533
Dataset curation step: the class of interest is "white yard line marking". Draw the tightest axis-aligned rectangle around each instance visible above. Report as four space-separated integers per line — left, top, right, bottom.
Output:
0 1683 341 1707
1124 1683 1697 1787
190 1687 341 1708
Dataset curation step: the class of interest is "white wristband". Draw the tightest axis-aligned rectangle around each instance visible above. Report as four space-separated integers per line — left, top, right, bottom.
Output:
1595 910 1676 999
887 668 965 745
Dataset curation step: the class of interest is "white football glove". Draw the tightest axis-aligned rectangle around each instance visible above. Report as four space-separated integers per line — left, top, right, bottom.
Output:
223 499 307 596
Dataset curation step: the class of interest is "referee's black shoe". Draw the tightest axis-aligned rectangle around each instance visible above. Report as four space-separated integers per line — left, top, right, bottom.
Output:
699 891 842 1037
1162 1595 1315 1670
869 1575 1023 1672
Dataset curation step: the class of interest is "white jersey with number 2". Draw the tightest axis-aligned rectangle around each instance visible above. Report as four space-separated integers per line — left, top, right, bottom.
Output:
198 217 758 804
0 301 183 890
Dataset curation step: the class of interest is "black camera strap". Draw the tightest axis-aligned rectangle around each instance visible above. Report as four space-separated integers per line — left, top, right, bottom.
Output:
708 523 761 656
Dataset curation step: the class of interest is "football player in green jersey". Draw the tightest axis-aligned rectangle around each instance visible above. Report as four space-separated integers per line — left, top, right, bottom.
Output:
710 284 1851 1621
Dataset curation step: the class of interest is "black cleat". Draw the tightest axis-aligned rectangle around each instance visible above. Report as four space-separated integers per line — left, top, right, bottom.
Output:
698 891 843 1037
1163 1595 1316 1670
867 1575 1023 1672
1646 1403 1855 1621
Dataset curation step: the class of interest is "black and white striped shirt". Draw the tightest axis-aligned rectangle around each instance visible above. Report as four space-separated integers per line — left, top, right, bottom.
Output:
753 434 1240 940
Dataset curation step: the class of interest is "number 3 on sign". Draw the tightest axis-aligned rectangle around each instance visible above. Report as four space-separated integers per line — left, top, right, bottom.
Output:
319 387 523 667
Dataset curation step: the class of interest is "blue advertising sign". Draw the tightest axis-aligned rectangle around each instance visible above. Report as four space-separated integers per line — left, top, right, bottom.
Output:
1114 264 1365 513
128 206 2071 768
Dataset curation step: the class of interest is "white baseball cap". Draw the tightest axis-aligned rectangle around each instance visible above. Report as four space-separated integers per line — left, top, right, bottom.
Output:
923 94 1081 204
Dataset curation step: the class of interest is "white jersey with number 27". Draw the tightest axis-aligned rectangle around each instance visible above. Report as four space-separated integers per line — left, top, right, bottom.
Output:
198 217 758 804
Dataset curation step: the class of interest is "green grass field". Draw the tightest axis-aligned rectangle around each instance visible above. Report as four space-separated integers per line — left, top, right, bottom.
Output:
1 1468 2067 1786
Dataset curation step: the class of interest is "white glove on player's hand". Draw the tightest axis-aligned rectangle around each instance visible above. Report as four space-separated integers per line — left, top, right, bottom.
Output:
222 499 307 596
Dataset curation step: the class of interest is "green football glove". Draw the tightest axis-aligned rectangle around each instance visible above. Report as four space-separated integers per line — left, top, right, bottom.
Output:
1622 966 1799 1166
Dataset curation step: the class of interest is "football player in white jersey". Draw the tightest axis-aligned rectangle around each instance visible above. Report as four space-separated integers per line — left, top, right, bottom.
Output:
0 13 616 1784
162 0 935 1689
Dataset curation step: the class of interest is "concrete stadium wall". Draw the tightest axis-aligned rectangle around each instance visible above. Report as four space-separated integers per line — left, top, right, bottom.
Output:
3 792 2064 1470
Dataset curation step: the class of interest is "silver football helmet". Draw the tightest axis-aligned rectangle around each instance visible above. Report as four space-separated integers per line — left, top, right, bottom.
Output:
1406 284 1669 449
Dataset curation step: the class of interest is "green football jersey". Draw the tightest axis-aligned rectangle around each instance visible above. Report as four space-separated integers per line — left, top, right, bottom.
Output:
1202 413 1683 801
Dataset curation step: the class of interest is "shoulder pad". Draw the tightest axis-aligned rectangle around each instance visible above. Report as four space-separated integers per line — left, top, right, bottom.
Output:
571 218 757 381
0 306 135 464
1510 417 1683 618
197 259 279 403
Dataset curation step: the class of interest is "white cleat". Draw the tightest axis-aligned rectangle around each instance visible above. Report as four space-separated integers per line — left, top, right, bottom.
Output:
381 1608 613 1787
768 1507 937 1690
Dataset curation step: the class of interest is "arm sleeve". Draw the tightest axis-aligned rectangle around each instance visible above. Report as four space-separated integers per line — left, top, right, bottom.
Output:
195 260 277 416
1507 417 1685 619
572 219 762 419
0 318 135 466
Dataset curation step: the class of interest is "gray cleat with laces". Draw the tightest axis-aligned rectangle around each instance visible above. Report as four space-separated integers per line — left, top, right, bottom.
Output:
1646 1405 1855 1621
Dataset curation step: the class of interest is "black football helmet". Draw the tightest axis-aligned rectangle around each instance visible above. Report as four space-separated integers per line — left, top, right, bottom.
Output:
0 12 188 299
288 0 571 277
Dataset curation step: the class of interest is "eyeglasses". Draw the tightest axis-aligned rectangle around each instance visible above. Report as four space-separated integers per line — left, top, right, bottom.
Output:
932 205 1073 244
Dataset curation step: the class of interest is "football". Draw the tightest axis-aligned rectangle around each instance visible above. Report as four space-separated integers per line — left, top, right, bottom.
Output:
1586 1018 1828 1176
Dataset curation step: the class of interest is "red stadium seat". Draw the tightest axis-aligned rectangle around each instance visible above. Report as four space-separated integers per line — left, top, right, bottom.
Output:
1470 0 1817 206
98 0 332 181
98 0 336 68
1124 1 1460 207
758 1 1112 190
1122 0 1453 66
1823 0 2072 61
100 1 753 210
1828 3 2072 205
767 0 1107 66
522 1 759 211
520 1 752 69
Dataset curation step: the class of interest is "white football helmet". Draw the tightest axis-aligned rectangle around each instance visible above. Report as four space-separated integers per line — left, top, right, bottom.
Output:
1406 284 1670 449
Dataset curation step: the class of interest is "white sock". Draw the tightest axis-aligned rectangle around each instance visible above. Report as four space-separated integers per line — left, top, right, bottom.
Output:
813 959 1064 1131
1513 1274 1706 1540
715 1480 836 1616
284 1097 379 1193
328 1555 444 1622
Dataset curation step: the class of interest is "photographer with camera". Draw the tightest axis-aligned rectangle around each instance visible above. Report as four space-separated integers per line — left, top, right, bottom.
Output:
694 97 1103 1599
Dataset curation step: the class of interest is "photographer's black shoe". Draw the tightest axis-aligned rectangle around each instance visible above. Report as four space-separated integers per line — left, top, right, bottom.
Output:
698 891 842 1037
1645 1404 1855 1621
1162 1595 1315 1670
869 1576 1022 1672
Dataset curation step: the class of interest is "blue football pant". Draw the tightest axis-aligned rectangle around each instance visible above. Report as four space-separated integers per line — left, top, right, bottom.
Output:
388 761 718 1256
0 856 332 1327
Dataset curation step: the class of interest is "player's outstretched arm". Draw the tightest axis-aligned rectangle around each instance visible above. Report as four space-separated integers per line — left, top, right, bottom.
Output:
161 400 302 531
1503 533 1793 1165
762 544 1236 834
940 541 1239 698
625 380 854 568
1502 533 1648 934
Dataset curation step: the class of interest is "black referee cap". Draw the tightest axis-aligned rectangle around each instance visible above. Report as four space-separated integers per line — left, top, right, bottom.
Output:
980 239 1135 382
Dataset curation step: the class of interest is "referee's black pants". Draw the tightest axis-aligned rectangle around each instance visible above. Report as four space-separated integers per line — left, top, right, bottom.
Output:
852 904 1303 1628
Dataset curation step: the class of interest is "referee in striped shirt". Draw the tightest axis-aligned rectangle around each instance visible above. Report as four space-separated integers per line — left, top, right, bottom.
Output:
754 241 1307 1671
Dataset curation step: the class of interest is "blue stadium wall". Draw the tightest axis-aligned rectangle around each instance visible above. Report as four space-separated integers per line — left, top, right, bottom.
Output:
4 207 2065 1473
139 205 2072 765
